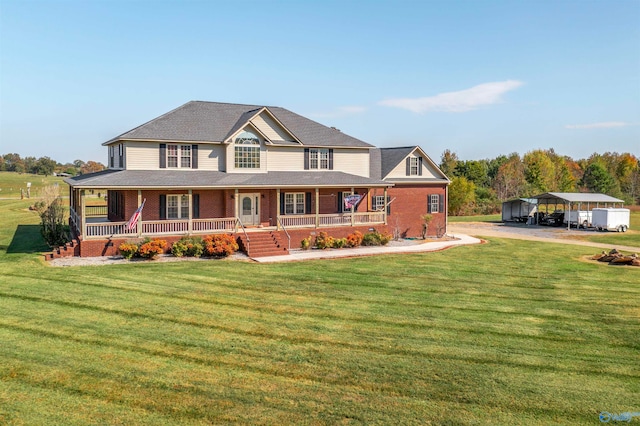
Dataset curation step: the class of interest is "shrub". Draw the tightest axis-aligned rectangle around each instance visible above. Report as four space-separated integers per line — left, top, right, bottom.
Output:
138 239 167 259
332 238 347 248
346 231 363 248
300 236 312 250
203 234 239 257
314 231 334 249
171 237 204 257
362 231 392 246
118 242 139 260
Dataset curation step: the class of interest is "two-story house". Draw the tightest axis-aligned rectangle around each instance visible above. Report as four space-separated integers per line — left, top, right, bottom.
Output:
64 101 449 258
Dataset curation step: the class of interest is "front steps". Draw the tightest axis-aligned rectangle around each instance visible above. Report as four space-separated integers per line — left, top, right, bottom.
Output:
43 238 80 261
238 231 289 258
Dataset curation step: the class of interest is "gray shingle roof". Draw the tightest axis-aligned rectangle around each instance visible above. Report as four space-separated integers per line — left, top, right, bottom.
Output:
105 101 373 148
65 170 391 189
379 147 416 178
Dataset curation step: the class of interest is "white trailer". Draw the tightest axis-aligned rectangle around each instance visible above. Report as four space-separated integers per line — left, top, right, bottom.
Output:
592 208 630 232
565 210 593 228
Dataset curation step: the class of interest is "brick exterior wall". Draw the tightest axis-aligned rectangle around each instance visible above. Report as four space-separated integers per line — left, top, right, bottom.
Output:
76 184 448 257
373 184 448 238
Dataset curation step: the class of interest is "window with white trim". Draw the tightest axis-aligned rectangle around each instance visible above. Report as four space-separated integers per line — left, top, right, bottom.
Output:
284 193 305 214
410 157 420 176
167 195 189 219
166 144 192 168
429 194 439 213
234 131 260 168
373 195 385 211
310 148 329 169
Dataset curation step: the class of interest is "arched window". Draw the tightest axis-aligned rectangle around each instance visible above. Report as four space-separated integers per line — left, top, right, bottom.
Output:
234 131 260 168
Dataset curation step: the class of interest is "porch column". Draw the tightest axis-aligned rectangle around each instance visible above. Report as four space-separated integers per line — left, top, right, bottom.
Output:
276 188 281 230
80 189 86 238
137 190 142 237
234 189 239 232
315 188 320 228
383 187 388 225
350 187 355 227
188 189 193 235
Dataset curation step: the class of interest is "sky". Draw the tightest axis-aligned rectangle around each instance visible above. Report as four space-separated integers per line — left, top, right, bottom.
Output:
1 0 638 164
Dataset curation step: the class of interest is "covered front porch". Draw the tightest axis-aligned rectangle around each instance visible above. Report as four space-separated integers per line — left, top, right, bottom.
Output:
69 186 389 241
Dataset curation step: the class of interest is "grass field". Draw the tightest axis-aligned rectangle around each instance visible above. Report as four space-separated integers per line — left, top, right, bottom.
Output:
0 172 66 199
1 199 638 425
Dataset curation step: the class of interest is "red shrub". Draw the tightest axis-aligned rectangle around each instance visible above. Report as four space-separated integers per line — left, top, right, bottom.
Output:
203 234 239 257
346 231 363 248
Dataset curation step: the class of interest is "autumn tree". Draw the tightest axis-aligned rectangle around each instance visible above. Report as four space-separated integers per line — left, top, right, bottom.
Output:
439 149 459 178
523 150 555 193
493 153 527 200
448 176 476 215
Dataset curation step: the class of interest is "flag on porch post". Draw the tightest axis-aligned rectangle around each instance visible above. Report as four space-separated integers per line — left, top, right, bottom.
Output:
126 199 146 231
343 194 362 210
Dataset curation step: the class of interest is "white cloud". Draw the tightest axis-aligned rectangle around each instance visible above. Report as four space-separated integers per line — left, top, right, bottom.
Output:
378 80 524 113
310 105 367 118
565 122 632 129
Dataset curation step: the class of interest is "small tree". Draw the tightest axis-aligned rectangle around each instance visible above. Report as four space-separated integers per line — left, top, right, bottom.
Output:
34 185 68 247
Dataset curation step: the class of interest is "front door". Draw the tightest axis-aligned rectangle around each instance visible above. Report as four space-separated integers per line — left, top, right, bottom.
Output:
240 193 260 226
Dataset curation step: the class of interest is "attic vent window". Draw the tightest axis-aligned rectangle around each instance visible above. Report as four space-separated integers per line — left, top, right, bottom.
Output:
235 131 260 169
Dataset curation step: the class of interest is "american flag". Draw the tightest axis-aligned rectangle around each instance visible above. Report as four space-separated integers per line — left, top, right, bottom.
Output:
126 199 146 231
344 194 362 210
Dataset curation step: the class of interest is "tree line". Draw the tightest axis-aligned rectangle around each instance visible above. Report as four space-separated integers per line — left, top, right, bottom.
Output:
441 149 639 215
0 153 105 176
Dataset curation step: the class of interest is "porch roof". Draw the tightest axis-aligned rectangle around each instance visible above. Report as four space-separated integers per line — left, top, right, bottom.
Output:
64 170 393 189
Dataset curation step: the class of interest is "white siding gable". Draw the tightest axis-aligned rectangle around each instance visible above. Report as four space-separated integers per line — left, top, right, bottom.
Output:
386 152 439 179
250 112 296 143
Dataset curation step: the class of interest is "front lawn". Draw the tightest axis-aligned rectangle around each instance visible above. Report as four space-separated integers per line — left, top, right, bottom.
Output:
0 200 638 424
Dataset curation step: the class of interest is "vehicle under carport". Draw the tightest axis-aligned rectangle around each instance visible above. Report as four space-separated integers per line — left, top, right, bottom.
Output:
530 192 625 230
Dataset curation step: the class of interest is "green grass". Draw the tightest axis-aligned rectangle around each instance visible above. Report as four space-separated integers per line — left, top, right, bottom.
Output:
449 213 502 223
0 171 66 199
1 199 638 425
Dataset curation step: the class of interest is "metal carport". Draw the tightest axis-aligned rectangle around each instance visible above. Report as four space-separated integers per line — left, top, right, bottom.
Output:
501 198 537 222
530 192 624 230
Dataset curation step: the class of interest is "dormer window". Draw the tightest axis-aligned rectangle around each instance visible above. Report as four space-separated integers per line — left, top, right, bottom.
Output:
406 156 423 176
235 131 260 169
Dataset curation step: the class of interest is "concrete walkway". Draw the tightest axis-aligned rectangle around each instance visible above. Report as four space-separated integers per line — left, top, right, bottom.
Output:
252 234 482 263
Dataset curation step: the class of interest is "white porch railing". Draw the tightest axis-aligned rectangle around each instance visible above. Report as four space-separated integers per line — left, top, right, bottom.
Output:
82 217 238 239
70 207 80 235
79 212 385 239
279 212 385 228
85 221 138 238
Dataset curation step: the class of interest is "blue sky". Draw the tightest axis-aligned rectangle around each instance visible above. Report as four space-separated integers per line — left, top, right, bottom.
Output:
1 0 638 164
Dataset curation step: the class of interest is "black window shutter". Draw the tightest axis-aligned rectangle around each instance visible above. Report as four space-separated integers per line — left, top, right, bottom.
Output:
305 192 312 214
386 196 391 216
406 158 411 176
192 144 198 169
159 194 166 219
280 192 285 215
119 144 123 168
439 194 444 214
329 149 334 170
337 191 343 213
192 193 200 219
418 157 423 176
304 148 310 170
427 194 432 213
159 144 167 169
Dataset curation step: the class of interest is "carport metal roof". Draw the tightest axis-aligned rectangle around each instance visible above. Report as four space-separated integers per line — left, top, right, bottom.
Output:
531 192 624 229
532 192 624 204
